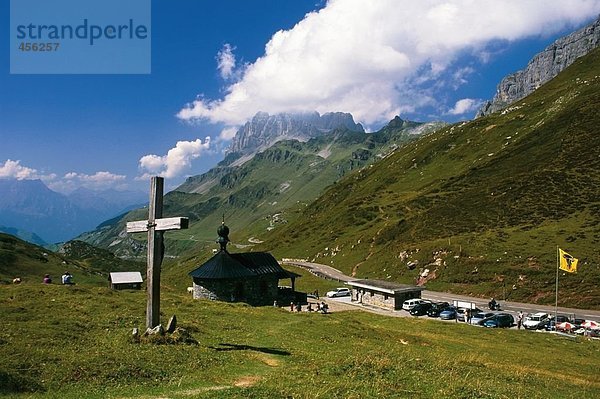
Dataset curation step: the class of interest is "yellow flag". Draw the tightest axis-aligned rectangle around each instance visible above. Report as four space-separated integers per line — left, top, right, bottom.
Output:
559 249 578 273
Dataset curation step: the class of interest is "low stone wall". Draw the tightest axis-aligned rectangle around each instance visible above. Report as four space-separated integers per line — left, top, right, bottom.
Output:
354 288 396 310
192 277 279 306
352 288 421 311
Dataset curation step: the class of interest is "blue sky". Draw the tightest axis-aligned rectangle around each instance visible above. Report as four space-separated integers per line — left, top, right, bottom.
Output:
1 0 599 193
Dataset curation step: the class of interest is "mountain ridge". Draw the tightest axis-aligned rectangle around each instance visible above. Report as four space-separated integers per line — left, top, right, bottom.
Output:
260 47 600 308
0 225 47 246
225 111 364 161
77 116 444 258
477 15 600 117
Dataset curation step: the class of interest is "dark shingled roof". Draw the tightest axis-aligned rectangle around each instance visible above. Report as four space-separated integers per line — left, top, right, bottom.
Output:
189 250 294 280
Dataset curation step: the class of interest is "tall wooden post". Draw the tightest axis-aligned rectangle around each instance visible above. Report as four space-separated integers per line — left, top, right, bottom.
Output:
126 176 188 330
147 176 164 329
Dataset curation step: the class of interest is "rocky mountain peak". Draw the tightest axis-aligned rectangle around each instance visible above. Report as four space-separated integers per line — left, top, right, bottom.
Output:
226 111 364 157
477 16 600 117
385 116 407 129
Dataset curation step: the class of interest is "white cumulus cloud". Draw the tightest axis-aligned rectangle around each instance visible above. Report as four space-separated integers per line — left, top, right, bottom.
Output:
448 98 482 115
0 159 56 181
217 43 237 79
64 171 126 183
0 159 39 180
138 137 211 179
0 160 129 192
177 0 600 127
218 126 239 141
50 171 128 192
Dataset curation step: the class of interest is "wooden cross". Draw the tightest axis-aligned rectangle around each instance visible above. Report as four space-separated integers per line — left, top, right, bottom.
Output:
126 176 189 329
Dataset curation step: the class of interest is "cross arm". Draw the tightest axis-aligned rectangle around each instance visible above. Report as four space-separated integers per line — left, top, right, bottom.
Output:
126 217 189 233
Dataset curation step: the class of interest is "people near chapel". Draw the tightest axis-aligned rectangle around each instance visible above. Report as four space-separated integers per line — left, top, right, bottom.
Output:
61 271 74 285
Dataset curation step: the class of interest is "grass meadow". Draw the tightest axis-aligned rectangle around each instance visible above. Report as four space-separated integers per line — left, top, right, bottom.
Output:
1 279 599 399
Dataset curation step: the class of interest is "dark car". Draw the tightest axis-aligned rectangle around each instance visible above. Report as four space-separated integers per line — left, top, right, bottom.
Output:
572 318 586 328
439 306 458 320
481 313 514 328
410 302 434 316
427 302 450 317
538 319 556 331
589 329 600 338
554 315 570 323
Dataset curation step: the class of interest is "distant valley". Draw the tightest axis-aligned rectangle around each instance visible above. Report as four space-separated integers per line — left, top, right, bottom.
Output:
0 179 145 244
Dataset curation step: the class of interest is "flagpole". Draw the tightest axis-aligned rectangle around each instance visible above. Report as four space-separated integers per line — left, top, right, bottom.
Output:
555 246 559 331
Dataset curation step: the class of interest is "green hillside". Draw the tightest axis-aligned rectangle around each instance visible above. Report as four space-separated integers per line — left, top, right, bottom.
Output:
0 233 142 286
0 226 47 247
78 121 444 259
1 283 599 398
262 48 600 309
58 240 144 276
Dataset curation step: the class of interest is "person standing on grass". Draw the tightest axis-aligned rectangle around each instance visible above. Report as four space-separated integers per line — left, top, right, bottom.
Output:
61 271 74 285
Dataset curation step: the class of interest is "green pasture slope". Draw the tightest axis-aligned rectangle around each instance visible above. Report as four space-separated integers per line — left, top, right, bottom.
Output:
78 121 443 260
1 231 599 397
0 233 142 286
264 48 600 309
1 282 599 398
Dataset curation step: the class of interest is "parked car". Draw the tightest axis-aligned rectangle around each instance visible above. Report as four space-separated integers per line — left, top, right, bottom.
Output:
470 311 495 326
326 287 351 298
409 302 434 316
588 329 600 338
439 306 458 320
539 319 556 331
481 313 514 328
574 327 586 335
402 298 429 311
427 302 451 317
523 313 549 330
572 318 586 329
457 307 481 322
554 315 571 323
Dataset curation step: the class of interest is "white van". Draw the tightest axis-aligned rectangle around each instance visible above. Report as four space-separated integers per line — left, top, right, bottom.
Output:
523 312 549 330
402 298 428 311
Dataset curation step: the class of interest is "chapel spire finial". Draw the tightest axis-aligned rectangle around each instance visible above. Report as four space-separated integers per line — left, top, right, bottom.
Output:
216 216 230 251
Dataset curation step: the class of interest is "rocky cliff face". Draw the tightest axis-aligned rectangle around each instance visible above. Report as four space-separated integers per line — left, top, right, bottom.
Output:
226 111 364 157
477 16 600 117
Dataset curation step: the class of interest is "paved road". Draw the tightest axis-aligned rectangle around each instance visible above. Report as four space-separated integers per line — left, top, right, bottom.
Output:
284 260 600 320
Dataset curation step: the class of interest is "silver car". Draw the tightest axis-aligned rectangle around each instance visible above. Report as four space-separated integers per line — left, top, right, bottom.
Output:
326 287 351 298
470 311 495 325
